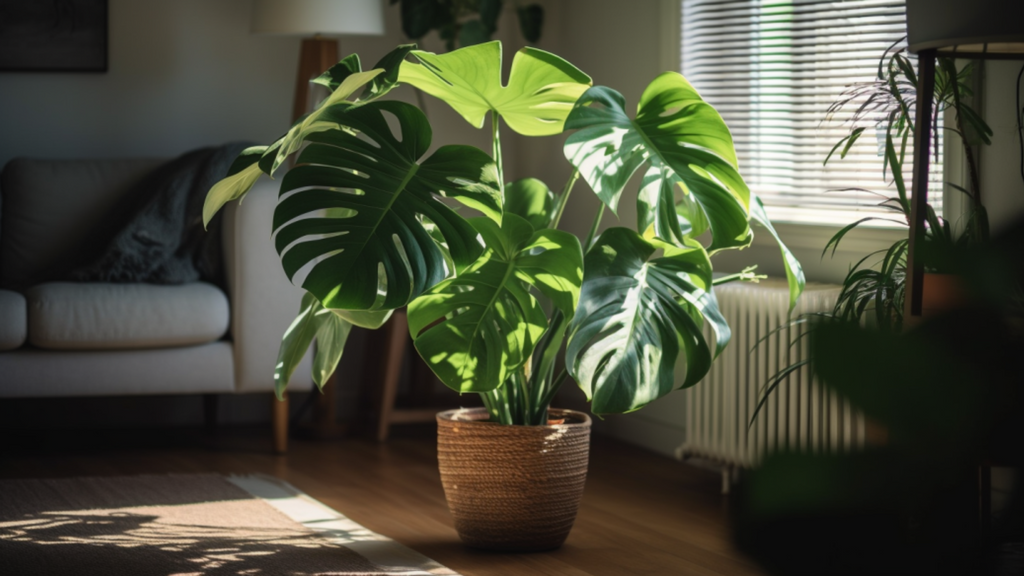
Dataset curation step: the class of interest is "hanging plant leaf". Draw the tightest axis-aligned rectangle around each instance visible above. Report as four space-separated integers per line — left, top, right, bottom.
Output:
272 100 501 310
480 0 503 32
408 214 583 393
566 227 729 415
564 73 752 253
400 0 441 39
399 41 592 136
458 19 492 47
517 4 544 43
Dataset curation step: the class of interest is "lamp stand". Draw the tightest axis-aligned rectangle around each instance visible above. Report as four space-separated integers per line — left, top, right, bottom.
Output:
903 48 937 326
293 36 338 122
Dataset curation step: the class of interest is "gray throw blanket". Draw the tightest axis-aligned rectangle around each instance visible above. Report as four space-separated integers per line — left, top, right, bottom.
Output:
69 142 251 285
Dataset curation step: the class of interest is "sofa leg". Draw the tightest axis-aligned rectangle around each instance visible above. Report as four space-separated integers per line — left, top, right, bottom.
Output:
272 393 289 454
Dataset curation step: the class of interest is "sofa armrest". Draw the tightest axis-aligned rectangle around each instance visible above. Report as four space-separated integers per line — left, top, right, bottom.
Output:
222 179 313 393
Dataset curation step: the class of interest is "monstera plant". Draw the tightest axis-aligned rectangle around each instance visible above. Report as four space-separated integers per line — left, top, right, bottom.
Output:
204 41 804 426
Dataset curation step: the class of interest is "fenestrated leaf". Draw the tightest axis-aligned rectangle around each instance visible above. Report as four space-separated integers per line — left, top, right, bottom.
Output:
564 73 752 252
750 196 805 312
408 214 583 393
504 177 555 230
566 227 729 415
272 100 500 311
398 41 591 136
203 146 266 227
274 292 354 399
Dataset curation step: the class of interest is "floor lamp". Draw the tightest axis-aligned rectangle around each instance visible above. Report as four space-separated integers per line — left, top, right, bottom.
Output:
251 0 385 123
252 0 385 440
905 0 1024 536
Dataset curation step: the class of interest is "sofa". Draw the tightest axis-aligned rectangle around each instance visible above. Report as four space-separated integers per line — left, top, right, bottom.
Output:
0 157 312 452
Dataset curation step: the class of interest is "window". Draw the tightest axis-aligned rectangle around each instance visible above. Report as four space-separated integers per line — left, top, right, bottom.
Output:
680 0 941 227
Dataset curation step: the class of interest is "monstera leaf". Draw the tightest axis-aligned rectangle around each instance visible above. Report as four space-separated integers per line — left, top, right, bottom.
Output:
203 46 415 226
408 214 583 393
274 292 354 398
504 177 556 229
272 100 501 310
566 228 729 415
398 41 592 136
564 73 752 252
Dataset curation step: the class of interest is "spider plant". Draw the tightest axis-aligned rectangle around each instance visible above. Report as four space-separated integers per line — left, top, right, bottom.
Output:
751 43 992 423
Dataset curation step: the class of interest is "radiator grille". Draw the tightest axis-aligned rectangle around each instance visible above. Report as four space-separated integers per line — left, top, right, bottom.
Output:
680 280 865 469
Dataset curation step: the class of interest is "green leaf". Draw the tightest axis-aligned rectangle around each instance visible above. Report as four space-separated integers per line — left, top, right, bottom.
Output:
272 100 500 310
268 69 385 175
408 214 583 393
273 292 354 398
312 54 362 91
479 0 502 32
566 228 729 415
564 74 752 252
333 308 393 329
400 0 440 39
458 20 491 47
516 4 544 43
749 196 805 312
504 177 555 230
203 146 266 227
398 41 591 136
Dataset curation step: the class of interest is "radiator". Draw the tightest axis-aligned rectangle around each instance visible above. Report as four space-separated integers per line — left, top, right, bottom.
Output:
678 279 865 485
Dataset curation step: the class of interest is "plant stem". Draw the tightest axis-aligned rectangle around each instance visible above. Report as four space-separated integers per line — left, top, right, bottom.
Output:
536 368 570 421
549 168 580 229
582 202 605 252
712 265 766 285
492 110 504 196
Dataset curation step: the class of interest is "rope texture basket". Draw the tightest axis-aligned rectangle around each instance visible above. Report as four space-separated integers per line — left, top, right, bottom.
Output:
436 407 591 551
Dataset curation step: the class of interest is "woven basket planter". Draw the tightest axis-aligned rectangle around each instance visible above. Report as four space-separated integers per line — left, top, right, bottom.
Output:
436 407 592 551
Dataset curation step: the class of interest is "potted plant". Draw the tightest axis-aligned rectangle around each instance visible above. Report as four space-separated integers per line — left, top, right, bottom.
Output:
753 43 992 420
203 41 804 550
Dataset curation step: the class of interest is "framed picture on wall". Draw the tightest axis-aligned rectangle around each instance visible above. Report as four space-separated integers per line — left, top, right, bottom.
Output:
0 0 108 72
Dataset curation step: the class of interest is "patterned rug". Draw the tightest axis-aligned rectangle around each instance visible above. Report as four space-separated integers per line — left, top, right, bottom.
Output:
0 473 458 575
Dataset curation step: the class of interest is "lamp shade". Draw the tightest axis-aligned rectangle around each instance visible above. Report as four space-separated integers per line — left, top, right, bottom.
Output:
251 0 385 37
906 0 1024 58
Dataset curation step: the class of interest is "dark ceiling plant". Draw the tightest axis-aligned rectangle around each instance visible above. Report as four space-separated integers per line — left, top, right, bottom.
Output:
392 0 544 51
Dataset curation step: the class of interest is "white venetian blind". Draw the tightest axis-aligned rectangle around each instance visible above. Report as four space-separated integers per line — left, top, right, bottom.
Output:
681 0 941 226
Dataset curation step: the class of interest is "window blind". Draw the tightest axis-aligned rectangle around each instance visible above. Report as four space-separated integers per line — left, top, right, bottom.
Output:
680 0 941 227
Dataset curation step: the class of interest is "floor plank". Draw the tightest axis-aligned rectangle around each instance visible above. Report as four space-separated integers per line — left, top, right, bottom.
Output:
0 428 765 576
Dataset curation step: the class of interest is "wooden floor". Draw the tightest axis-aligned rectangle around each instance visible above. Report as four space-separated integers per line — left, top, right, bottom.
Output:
0 427 765 576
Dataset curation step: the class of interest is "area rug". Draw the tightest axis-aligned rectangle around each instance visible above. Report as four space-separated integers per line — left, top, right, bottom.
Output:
0 473 459 576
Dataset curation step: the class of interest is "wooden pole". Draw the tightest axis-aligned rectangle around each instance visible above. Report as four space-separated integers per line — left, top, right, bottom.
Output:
293 37 339 123
904 49 937 325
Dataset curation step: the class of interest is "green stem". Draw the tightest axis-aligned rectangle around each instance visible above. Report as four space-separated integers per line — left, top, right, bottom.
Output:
712 265 766 285
536 368 570 421
549 168 580 229
492 110 504 196
582 202 606 252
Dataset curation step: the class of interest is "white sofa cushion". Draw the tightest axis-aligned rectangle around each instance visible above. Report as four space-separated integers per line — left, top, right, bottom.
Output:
0 289 27 350
26 282 229 350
